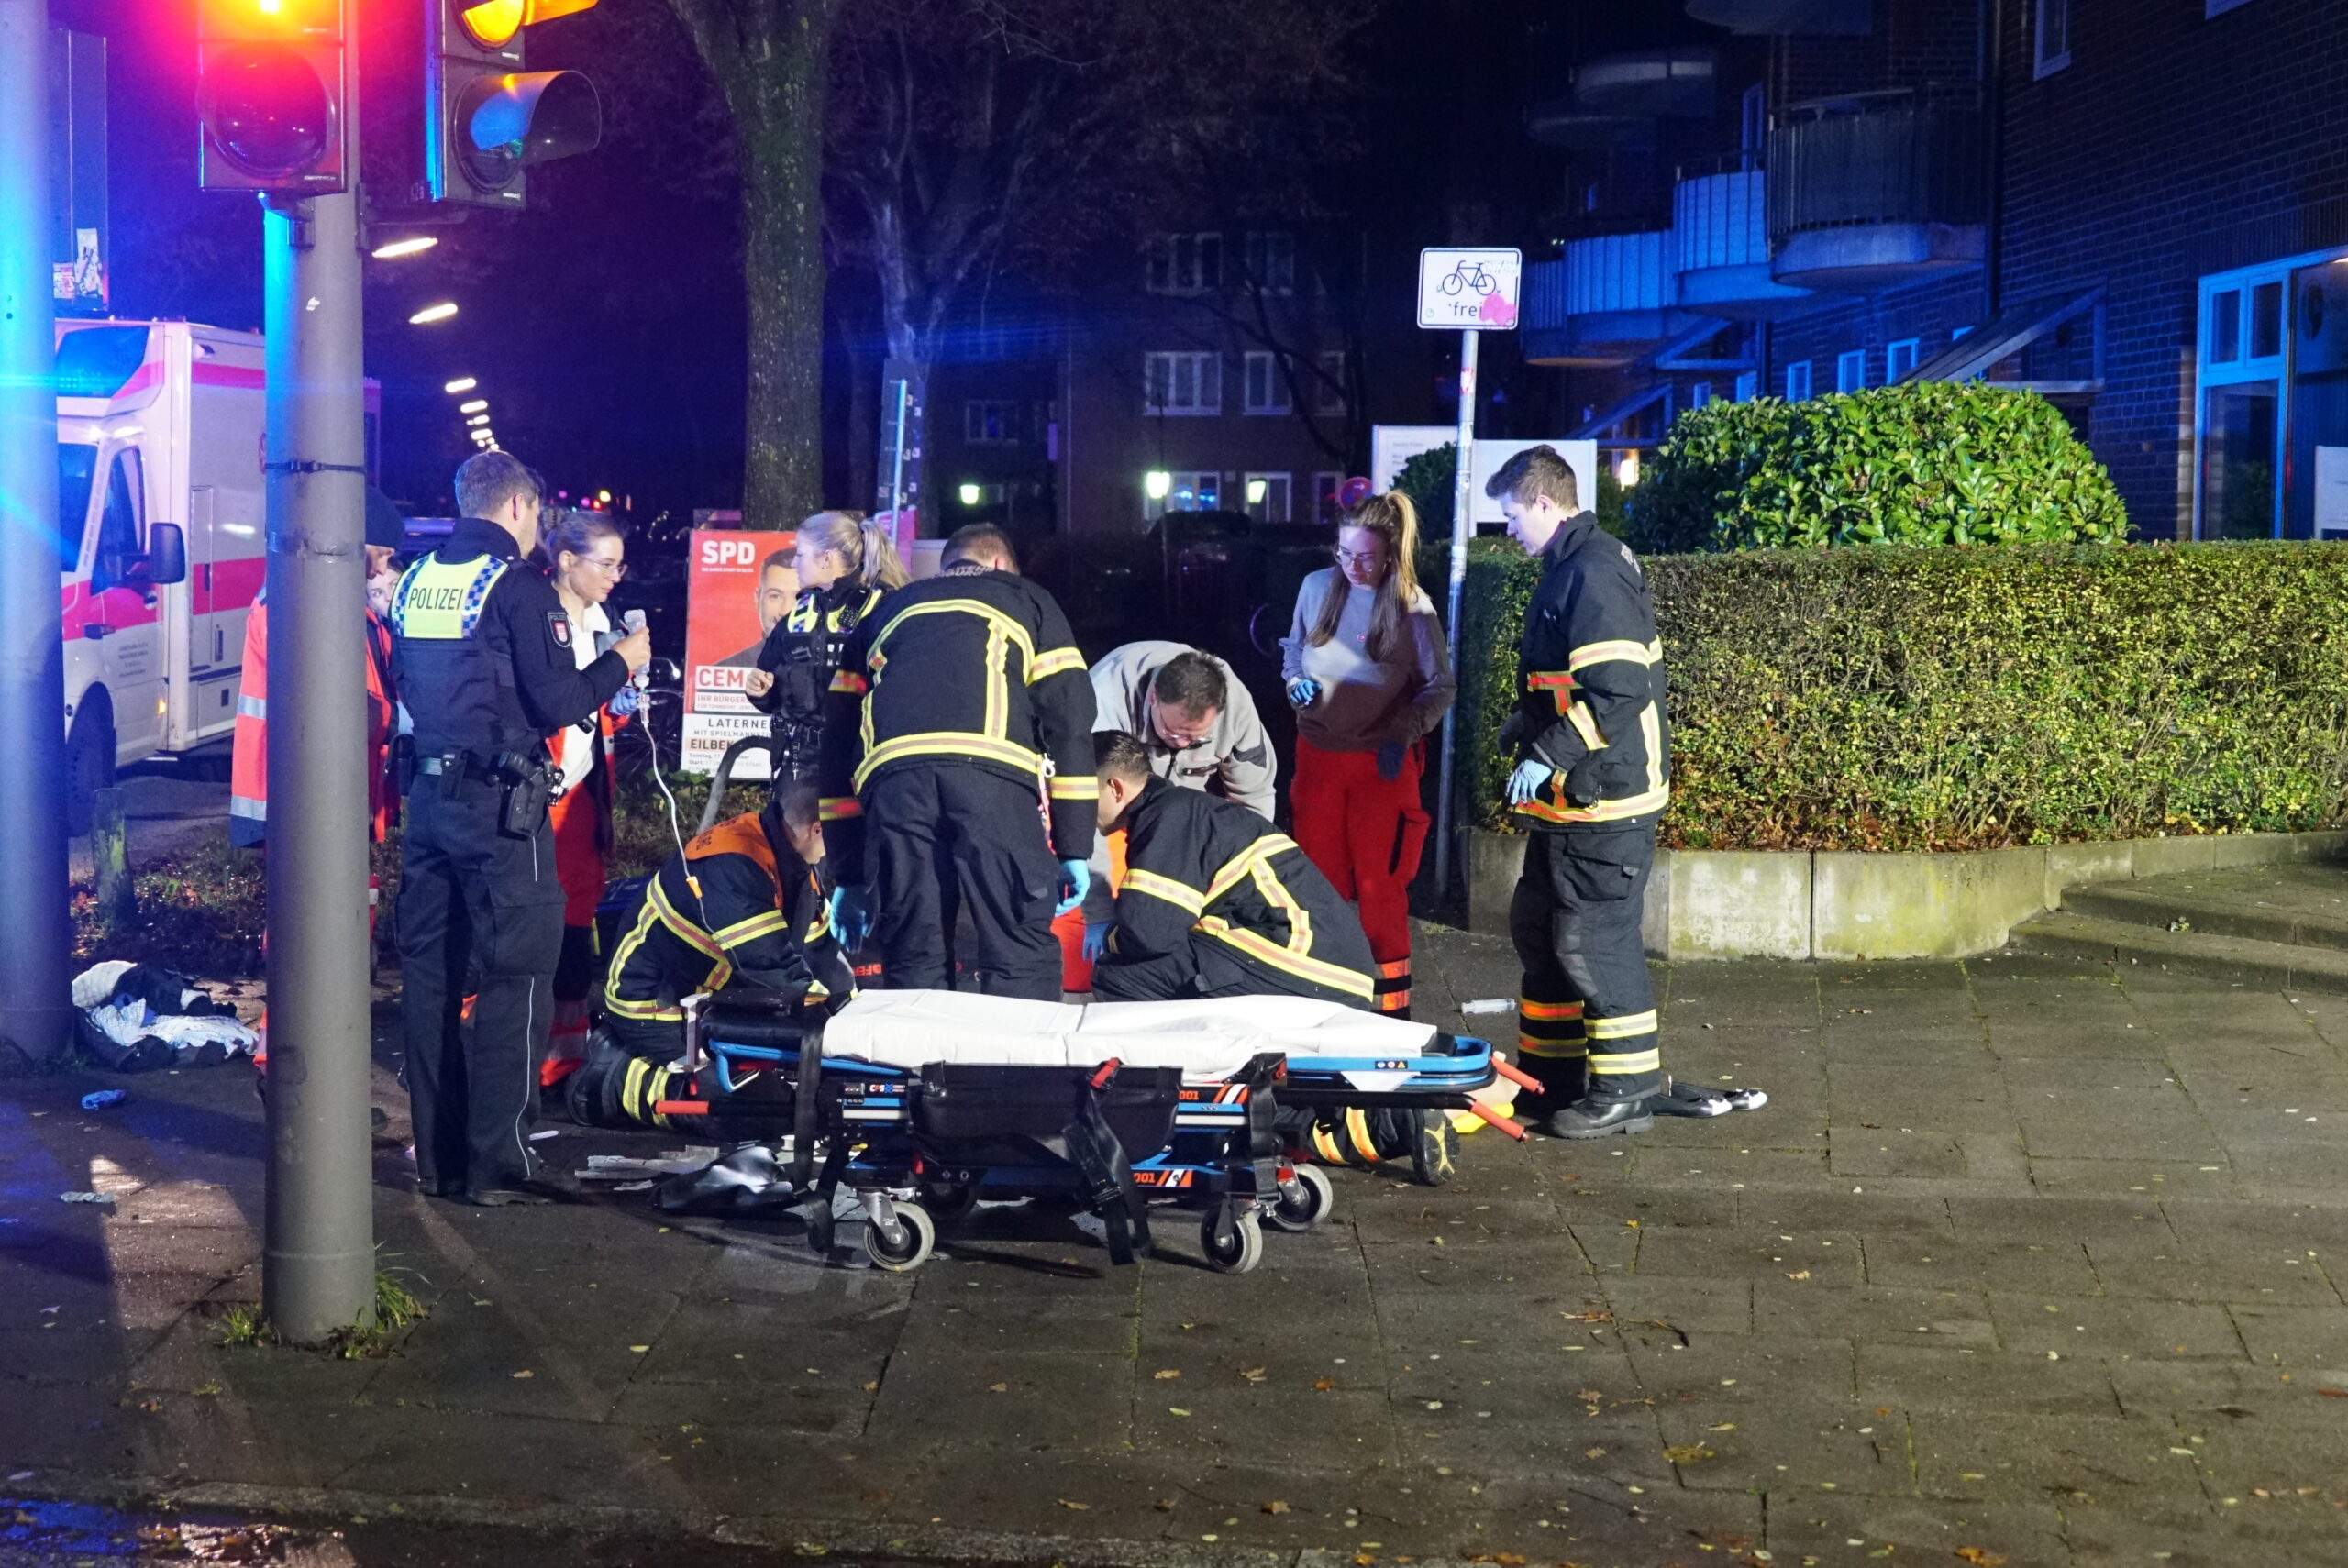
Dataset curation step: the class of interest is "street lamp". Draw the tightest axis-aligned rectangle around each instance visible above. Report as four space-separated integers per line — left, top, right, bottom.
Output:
443 376 478 393
1144 470 1171 501
408 302 459 325
958 482 980 506
370 236 438 259
465 414 490 425
1246 478 1268 505
458 399 488 414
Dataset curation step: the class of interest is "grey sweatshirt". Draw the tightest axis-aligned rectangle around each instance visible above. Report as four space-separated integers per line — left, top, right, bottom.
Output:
1279 569 1456 752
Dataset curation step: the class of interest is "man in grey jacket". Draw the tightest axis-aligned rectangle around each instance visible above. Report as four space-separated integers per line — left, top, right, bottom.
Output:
1075 641 1277 972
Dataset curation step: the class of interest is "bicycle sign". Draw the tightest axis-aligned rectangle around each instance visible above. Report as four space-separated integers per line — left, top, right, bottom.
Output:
1417 247 1521 330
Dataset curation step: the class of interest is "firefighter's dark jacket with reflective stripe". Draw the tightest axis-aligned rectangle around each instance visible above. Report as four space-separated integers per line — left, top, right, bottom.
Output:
1100 777 1377 1002
605 808 855 1023
748 582 883 730
390 518 628 760
1510 514 1672 831
819 568 1099 876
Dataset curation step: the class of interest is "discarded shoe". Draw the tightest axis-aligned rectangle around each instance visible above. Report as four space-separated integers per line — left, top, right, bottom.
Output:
1651 1077 1732 1118
1540 1095 1654 1140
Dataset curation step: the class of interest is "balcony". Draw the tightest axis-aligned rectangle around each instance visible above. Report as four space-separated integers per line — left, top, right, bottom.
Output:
1671 166 1812 318
1684 0 1870 35
1523 233 1702 367
1526 93 1647 149
1767 90 1986 293
1574 47 1717 120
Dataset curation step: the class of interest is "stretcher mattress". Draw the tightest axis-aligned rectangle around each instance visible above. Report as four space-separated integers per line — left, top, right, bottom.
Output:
820 989 1443 1082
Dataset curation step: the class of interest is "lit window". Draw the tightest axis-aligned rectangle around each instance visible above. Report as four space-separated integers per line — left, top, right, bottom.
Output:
2034 0 2070 78
1244 472 1292 523
1784 360 1812 402
1143 352 1223 415
1836 350 1868 393
1243 351 1290 415
1887 338 1921 381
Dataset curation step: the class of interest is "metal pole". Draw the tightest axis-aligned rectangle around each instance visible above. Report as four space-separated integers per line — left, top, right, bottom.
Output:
0 0 72 1069
887 378 908 519
260 188 374 1342
1432 326 1479 900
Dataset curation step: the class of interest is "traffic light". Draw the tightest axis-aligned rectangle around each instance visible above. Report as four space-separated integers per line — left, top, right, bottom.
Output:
427 0 604 207
196 0 350 193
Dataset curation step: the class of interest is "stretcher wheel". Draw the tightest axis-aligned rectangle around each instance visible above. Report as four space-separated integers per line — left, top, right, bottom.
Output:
922 1181 981 1221
1266 1165 1334 1232
863 1202 936 1273
1200 1209 1264 1274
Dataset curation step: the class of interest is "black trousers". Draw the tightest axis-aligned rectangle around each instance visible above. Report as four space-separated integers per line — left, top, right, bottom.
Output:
1091 938 1363 1008
1508 825 1661 1102
866 765 1061 1000
397 778 564 1192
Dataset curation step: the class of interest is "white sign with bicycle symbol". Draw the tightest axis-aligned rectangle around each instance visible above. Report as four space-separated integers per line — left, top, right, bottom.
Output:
1417 248 1522 330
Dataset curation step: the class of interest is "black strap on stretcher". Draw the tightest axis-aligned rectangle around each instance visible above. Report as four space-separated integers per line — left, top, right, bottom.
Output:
1055 1059 1152 1265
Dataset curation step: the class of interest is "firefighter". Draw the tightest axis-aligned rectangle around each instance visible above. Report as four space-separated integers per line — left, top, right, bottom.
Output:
1065 642 1276 990
1087 730 1375 1006
742 511 910 782
391 451 651 1205
820 524 1097 1000
1280 491 1456 1019
1489 446 1671 1140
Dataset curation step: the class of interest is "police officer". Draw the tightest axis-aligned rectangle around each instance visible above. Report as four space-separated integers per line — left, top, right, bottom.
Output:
391 451 651 1204
1488 446 1671 1140
820 523 1097 999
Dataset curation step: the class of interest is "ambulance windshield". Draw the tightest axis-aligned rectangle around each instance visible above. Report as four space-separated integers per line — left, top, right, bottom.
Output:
57 442 96 570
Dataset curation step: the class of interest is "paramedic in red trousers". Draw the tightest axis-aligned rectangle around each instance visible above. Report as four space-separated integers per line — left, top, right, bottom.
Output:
1068 643 1275 988
538 508 637 1088
1490 446 1671 1140
819 524 1097 1000
228 497 404 848
391 452 651 1204
1279 491 1455 1018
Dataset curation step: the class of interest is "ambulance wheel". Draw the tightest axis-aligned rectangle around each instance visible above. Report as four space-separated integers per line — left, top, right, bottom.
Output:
63 699 115 838
1200 1209 1264 1274
922 1182 981 1222
1267 1165 1334 1232
863 1202 936 1273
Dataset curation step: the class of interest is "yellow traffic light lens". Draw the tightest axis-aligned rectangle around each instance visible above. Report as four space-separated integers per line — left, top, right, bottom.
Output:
458 0 598 50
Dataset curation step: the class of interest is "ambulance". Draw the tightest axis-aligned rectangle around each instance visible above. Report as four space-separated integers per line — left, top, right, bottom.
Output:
53 318 379 831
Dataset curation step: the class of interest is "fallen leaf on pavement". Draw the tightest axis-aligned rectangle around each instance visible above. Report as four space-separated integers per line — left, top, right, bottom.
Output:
1584 1446 1606 1459
1155 1499 1177 1511
1168 1407 1191 1417
1785 1270 1811 1281
1239 1366 1268 1383
1955 1551 2006 1566
628 1345 649 1353
1155 1369 1181 1379
2317 1387 2348 1398
1313 1377 1337 1391
1262 1500 1290 1515
1663 1444 1714 1464
510 1371 534 1379
1707 1421 1737 1431
987 1382 1008 1393
1577 1389 1603 1400
1058 1499 1089 1510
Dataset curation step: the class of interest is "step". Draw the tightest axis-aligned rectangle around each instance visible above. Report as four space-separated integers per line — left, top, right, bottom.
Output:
2008 911 2348 996
2061 870 2348 953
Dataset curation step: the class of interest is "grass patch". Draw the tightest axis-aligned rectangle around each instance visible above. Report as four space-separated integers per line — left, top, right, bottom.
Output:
212 1264 429 1358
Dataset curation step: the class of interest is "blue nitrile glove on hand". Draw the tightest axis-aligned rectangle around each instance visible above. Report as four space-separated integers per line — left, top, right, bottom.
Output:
1055 859 1091 918
607 683 642 718
1506 757 1552 805
1082 921 1112 963
828 884 874 950
1286 678 1320 709
1376 742 1405 780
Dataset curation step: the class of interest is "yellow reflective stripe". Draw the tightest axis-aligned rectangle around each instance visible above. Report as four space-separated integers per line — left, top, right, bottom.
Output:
1197 919 1373 999
1028 646 1084 682
1512 782 1671 824
648 878 724 960
1567 638 1661 671
852 732 1044 789
1202 834 1301 905
1047 774 1099 801
1589 1048 1661 1076
1641 701 1665 796
1520 999 1583 1021
1249 856 1312 957
713 910 791 950
1567 700 1607 750
1517 1034 1588 1059
830 669 869 695
1587 1010 1657 1040
869 598 1036 669
818 797 862 822
604 993 685 1022
1123 867 1205 915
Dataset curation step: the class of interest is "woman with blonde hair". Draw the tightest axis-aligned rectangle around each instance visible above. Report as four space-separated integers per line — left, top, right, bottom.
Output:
744 511 910 781
1279 490 1456 1018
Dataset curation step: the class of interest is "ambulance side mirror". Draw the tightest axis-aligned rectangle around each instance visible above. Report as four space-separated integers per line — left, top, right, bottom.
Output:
127 523 189 588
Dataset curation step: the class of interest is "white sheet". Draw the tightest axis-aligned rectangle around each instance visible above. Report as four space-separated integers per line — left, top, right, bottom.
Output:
820 989 1443 1080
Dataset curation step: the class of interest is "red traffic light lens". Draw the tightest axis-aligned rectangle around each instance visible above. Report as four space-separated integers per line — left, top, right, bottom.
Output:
204 43 332 177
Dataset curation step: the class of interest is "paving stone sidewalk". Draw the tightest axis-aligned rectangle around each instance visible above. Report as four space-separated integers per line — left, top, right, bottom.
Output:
3 928 2346 1568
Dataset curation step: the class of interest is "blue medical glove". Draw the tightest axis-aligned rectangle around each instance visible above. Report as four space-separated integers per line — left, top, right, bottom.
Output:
828 884 874 950
1286 677 1320 709
1082 921 1112 964
1376 741 1405 780
1506 757 1552 806
1055 858 1091 918
607 683 642 718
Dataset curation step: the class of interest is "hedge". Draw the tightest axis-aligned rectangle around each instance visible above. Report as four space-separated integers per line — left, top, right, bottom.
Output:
1627 382 2129 554
1454 540 2348 851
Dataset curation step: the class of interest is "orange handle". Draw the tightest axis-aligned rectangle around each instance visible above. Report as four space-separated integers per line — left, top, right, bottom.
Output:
1468 1103 1528 1140
1492 1058 1542 1092
653 1099 711 1116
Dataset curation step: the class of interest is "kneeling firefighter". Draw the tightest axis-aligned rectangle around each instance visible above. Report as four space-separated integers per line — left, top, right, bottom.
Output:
569 779 855 1140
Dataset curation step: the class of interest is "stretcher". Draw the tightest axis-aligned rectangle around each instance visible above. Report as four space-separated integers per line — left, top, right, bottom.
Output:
634 988 1528 1275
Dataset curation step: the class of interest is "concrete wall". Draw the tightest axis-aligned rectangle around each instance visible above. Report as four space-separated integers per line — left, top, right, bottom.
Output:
1459 828 2348 961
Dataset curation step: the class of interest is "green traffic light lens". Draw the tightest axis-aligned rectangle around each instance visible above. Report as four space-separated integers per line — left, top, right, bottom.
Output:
205 43 332 177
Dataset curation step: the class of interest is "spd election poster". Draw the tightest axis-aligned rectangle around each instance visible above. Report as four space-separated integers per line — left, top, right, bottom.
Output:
682 528 796 776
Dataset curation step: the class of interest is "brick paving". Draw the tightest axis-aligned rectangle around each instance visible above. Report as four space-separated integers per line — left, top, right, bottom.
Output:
2 927 2345 1568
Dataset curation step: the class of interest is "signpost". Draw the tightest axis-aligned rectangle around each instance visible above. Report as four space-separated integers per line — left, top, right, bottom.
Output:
1415 247 1520 900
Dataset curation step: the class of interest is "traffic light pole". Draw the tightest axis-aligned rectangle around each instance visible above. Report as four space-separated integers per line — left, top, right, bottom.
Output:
0 0 72 1071
260 188 375 1342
